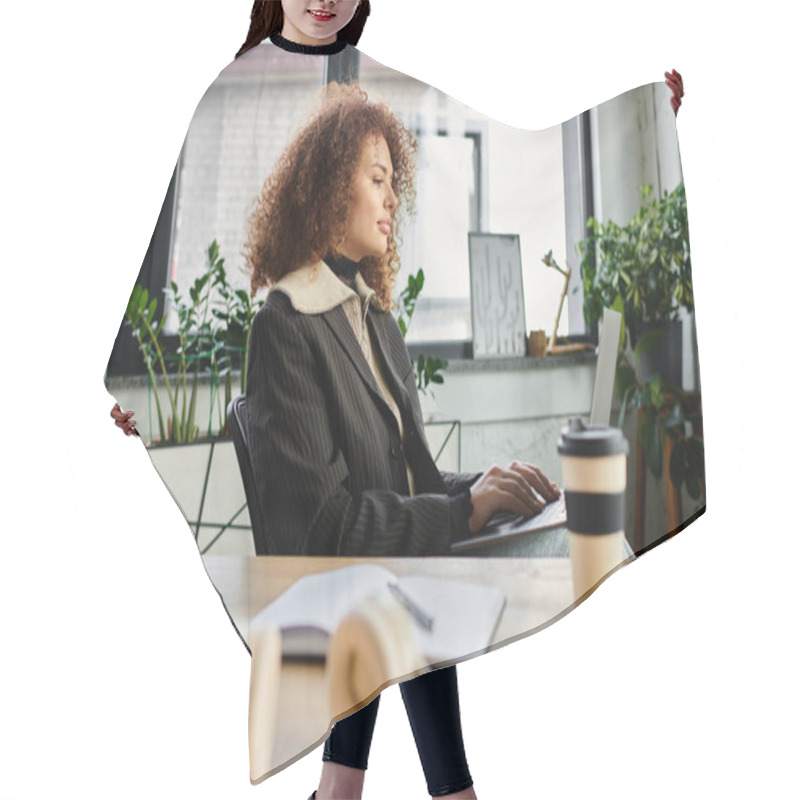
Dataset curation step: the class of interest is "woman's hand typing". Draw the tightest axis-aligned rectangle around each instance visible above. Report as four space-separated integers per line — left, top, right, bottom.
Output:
467 461 560 536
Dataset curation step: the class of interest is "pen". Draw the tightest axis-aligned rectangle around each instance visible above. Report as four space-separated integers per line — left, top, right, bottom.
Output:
388 582 434 632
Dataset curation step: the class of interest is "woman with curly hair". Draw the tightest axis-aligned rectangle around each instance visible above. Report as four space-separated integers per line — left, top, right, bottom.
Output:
244 81 413 313
244 78 566 800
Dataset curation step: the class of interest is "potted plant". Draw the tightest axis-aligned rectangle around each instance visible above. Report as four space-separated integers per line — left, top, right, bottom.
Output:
578 181 693 386
124 239 263 443
125 268 214 444
207 240 264 437
577 182 703 499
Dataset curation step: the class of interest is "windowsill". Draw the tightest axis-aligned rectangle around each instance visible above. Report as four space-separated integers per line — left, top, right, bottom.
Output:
106 350 597 390
444 350 597 373
105 373 236 391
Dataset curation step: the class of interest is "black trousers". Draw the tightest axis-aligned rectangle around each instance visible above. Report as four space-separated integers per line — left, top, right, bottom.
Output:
323 665 473 797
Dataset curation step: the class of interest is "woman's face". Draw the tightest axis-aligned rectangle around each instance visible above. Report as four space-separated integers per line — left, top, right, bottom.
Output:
281 0 360 46
338 135 397 263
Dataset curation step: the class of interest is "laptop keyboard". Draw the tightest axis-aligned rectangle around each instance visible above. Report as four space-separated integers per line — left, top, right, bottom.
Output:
485 492 566 532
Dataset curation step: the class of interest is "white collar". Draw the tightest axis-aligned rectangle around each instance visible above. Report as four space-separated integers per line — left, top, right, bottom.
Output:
269 260 380 315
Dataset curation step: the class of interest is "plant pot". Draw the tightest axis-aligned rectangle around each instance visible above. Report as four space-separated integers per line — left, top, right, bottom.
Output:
635 319 683 388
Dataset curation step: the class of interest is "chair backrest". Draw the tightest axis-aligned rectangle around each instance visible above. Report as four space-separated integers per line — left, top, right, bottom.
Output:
227 394 272 555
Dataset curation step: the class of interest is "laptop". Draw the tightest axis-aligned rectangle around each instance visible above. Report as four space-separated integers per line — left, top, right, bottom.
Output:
450 307 622 552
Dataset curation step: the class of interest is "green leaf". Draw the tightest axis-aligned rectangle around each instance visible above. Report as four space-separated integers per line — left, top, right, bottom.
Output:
611 294 627 348
662 402 685 429
649 372 663 400
126 285 142 319
615 363 637 403
634 328 666 368
187 371 198 442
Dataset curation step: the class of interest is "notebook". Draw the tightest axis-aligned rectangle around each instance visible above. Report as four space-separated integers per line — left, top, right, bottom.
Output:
254 563 506 663
450 307 622 552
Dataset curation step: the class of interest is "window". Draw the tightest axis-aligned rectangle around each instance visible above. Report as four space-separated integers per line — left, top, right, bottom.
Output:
165 45 328 334
107 44 327 376
357 52 574 349
107 44 589 377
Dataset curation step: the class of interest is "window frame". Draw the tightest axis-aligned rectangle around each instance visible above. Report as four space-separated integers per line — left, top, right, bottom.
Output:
561 110 597 343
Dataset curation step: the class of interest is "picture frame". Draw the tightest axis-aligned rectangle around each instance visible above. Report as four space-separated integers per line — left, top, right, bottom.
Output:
468 232 527 358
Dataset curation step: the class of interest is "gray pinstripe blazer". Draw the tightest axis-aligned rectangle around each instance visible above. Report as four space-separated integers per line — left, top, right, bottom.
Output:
245 262 480 557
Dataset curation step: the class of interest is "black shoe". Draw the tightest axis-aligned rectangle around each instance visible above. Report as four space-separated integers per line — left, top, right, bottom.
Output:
307 793 316 800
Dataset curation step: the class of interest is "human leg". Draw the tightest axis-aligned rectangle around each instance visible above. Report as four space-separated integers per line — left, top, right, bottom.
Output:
316 695 381 799
314 763 365 800
400 666 475 798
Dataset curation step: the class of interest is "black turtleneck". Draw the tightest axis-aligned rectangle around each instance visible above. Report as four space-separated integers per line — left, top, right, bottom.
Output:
270 32 348 56
324 252 361 286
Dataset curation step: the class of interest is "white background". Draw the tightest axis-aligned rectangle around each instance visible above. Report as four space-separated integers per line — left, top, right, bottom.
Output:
2 1 797 798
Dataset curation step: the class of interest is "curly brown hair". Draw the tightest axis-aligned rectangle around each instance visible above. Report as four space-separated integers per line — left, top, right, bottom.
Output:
244 82 417 311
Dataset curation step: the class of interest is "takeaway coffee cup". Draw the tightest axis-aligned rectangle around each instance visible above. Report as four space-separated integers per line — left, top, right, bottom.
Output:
557 419 629 601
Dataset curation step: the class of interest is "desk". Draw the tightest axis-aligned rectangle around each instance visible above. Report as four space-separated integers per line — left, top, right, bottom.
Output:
205 555 577 781
454 523 634 560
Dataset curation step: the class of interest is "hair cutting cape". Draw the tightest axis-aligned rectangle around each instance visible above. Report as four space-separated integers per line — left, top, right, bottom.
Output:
105 36 704 784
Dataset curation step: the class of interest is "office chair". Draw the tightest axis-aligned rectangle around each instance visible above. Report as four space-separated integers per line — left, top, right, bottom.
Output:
227 394 272 555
